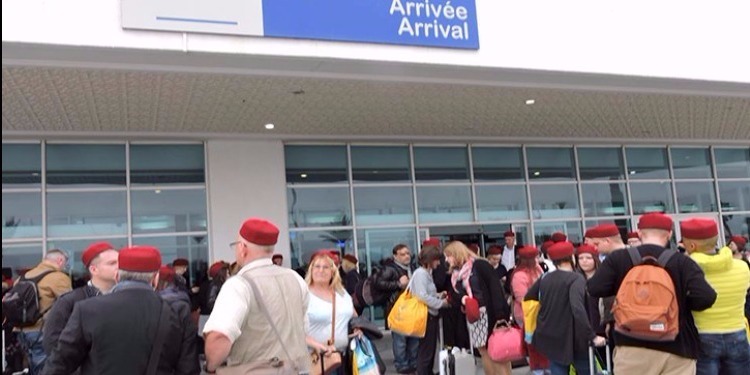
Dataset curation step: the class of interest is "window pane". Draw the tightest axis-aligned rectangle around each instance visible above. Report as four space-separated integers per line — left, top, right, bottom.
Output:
132 235 209 287
287 187 351 228
475 185 528 221
471 147 524 181
46 144 125 186
413 147 469 181
285 145 347 183
714 148 750 179
630 182 674 214
289 230 354 271
626 147 670 180
130 144 205 185
2 192 43 239
354 186 414 226
1 243 42 279
416 186 473 223
351 146 410 182
530 184 580 219
533 221 583 246
581 183 629 217
131 189 207 234
2 143 41 187
47 191 127 237
719 181 750 212
47 238 127 288
577 147 625 180
674 182 717 213
721 213 749 239
527 147 575 180
671 147 712 179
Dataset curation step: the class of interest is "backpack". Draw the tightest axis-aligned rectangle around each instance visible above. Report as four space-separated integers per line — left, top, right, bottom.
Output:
2 270 55 327
355 266 388 308
613 248 679 341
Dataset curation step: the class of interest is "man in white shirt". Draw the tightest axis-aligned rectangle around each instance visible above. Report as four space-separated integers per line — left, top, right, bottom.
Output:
203 218 310 374
501 230 519 271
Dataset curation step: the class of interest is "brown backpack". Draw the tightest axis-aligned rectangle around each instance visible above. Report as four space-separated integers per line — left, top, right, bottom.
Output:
612 248 679 341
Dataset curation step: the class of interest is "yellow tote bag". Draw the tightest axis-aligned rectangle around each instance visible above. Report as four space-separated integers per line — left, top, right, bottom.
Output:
387 288 427 338
522 299 541 343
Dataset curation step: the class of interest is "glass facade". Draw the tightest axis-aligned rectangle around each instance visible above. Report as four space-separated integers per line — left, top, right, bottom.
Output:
1 142 209 286
285 144 750 270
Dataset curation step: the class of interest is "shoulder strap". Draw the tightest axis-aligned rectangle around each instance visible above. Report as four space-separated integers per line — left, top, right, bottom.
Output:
330 290 336 345
22 270 56 283
627 247 642 267
657 249 677 268
242 274 297 368
146 300 171 375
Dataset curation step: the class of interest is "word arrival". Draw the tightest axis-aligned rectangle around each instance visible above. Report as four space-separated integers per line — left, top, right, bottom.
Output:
390 0 471 40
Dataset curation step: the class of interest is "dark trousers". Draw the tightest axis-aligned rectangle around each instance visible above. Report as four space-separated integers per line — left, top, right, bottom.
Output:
440 305 469 349
417 314 440 375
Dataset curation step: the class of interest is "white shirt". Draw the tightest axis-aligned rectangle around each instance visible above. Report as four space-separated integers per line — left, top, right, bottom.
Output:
501 246 516 270
306 291 355 351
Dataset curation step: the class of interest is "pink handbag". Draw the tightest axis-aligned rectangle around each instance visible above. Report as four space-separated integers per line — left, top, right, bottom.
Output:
487 320 526 362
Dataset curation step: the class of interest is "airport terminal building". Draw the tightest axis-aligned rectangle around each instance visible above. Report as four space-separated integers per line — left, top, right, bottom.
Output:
2 0 749 284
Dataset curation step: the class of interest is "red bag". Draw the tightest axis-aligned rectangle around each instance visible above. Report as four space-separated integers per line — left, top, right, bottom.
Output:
487 320 525 362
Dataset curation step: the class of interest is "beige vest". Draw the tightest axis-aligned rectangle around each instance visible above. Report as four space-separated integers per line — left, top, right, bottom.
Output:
229 264 309 371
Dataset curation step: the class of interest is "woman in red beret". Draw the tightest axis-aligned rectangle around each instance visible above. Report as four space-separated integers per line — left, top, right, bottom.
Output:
510 246 549 374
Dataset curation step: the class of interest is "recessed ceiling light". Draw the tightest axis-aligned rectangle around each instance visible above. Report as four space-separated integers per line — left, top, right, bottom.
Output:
265 123 275 130
630 170 636 175
533 171 541 176
154 189 161 194
300 174 308 178
525 99 535 105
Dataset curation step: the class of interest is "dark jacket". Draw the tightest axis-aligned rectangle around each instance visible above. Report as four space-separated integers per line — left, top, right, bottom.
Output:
196 278 222 315
526 270 594 365
42 284 100 356
373 259 415 326
587 244 717 359
43 282 200 375
343 269 362 296
453 259 511 344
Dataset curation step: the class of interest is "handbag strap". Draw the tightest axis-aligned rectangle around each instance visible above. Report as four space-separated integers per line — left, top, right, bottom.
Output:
243 274 297 369
329 289 336 345
146 300 171 375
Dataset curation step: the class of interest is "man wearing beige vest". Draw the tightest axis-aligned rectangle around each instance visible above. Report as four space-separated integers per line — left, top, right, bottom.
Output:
203 218 310 374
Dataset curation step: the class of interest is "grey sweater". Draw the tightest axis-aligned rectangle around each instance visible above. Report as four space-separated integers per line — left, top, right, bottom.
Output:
410 267 444 316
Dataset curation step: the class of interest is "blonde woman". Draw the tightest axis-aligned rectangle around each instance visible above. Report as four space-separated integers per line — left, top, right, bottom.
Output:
444 241 512 375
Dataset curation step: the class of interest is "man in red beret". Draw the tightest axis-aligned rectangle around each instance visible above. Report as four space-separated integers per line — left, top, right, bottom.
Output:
271 253 283 266
203 218 310 374
626 231 641 247
728 235 748 261
43 242 119 358
586 224 625 260
44 246 199 375
501 230 520 271
588 213 717 374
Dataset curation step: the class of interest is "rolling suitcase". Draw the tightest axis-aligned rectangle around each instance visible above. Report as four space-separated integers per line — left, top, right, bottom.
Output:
588 344 612 375
438 318 478 375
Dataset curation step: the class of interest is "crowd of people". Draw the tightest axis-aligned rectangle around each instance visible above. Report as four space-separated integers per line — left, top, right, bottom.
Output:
2 213 749 375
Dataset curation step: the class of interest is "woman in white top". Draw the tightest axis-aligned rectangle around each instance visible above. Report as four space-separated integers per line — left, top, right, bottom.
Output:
305 250 360 374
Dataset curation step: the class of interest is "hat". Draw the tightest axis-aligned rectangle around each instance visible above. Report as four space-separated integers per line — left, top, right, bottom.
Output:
271 254 283 261
487 245 503 256
172 258 189 267
638 213 673 231
550 232 567 243
464 297 481 323
586 224 620 239
576 244 599 258
422 238 441 248
518 246 538 259
627 231 640 239
540 241 554 256
119 246 161 272
342 253 358 264
547 242 575 261
159 266 175 283
730 235 747 250
208 262 227 278
81 242 115 267
311 250 340 266
468 244 480 254
503 230 515 238
239 218 280 246
679 218 718 240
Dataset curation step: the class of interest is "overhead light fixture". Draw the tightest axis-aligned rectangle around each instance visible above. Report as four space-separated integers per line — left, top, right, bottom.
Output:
154 189 162 194
265 123 275 130
630 170 636 175
525 99 535 105
533 171 541 176
300 174 308 178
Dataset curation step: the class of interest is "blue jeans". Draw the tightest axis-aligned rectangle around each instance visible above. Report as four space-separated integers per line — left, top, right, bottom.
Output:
550 358 591 375
20 330 47 375
697 330 750 375
392 331 419 373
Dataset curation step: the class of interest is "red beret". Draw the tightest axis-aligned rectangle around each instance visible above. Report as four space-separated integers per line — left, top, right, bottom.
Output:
547 242 574 261
576 244 599 258
487 245 503 256
550 232 567 243
468 244 480 254
119 246 162 272
638 213 673 231
503 231 515 238
730 236 747 249
208 262 227 278
518 246 538 259
81 242 115 267
159 266 175 283
627 231 640 239
271 254 283 260
239 218 279 246
586 224 620 239
342 253 358 264
311 250 340 266
464 297 481 323
540 241 554 255
422 238 441 248
679 218 718 240
172 258 189 267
